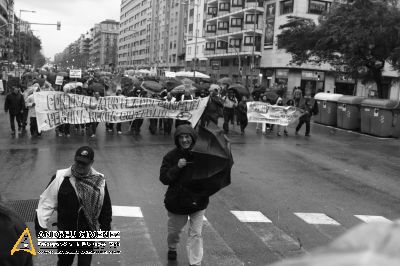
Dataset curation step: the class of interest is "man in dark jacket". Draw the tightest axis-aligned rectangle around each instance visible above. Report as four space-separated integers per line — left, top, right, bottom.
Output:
200 89 223 127
4 87 25 134
295 96 319 137
160 125 209 266
36 146 112 266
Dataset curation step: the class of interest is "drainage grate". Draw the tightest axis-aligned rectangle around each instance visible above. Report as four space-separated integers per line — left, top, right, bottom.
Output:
6 199 39 222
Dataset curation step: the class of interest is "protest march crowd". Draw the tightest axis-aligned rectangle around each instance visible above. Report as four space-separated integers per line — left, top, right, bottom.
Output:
2 68 319 139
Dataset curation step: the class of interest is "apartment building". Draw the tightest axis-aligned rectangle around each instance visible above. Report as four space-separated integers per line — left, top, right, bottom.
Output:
92 19 119 70
185 0 208 73
118 0 152 69
204 0 264 84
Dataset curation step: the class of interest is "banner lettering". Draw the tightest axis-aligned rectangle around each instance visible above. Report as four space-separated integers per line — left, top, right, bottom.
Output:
34 92 208 132
247 101 303 126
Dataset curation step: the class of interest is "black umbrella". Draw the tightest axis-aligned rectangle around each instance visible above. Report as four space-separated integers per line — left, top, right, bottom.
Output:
190 124 233 196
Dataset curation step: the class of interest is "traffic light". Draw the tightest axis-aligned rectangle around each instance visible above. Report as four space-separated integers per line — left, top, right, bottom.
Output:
57 21 61 30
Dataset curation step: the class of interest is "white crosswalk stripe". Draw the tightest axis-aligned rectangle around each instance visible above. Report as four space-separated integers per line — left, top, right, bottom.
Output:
231 211 304 259
294 213 340 225
355 215 392 223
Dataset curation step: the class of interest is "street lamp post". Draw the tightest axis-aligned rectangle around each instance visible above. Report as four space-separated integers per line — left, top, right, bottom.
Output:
19 9 36 68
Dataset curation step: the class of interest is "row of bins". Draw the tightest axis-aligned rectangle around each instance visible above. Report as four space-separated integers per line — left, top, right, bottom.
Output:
313 93 400 137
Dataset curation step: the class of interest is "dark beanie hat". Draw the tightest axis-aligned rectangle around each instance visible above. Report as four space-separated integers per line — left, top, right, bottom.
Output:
174 124 197 147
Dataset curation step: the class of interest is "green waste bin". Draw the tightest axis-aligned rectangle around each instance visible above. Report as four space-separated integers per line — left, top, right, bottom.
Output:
314 93 343 126
337 96 365 130
360 99 400 138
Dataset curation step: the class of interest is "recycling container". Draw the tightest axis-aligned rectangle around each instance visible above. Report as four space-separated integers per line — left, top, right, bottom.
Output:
337 96 365 130
314 93 343 126
360 99 400 137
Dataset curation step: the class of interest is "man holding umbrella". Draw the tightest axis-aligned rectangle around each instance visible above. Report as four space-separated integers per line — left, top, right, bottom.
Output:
160 124 232 266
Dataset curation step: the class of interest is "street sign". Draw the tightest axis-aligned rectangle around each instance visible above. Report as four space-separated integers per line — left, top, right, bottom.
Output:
69 69 82 79
55 76 64 85
211 61 221 70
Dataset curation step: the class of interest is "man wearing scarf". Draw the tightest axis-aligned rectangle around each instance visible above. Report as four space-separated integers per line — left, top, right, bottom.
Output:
36 146 112 266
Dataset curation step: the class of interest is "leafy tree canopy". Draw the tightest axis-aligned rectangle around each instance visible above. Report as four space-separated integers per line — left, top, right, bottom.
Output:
277 0 400 97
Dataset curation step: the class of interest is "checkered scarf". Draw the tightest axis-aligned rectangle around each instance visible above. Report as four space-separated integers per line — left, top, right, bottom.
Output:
71 165 105 230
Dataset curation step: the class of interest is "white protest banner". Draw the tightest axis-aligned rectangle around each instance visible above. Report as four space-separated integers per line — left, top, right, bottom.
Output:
34 92 209 132
55 76 64 85
69 69 82 79
247 101 303 126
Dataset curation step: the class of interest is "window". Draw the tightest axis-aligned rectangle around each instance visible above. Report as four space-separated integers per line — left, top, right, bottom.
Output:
189 8 194 17
217 41 228 49
244 36 254 46
280 0 293 15
308 0 331 14
218 21 229 30
219 3 230 11
231 18 243 27
208 7 217 16
206 42 215 50
245 14 258 24
232 0 243 7
229 39 241 48
207 24 216 32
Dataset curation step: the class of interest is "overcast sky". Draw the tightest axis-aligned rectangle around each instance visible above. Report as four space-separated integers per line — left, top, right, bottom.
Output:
14 0 120 60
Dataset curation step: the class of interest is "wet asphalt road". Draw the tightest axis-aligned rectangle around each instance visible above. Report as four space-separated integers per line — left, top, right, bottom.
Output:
1 94 400 266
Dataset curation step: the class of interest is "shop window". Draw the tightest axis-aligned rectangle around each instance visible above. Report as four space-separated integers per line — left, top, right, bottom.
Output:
308 0 331 15
280 0 293 15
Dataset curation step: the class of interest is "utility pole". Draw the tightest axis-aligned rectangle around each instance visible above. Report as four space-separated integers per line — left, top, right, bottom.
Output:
251 4 257 86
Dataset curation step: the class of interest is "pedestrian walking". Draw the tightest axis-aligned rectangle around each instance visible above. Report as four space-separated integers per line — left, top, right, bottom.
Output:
222 89 238 134
200 88 223 127
35 146 112 266
237 96 248 135
160 125 210 266
4 86 25 135
25 87 41 137
295 94 319 137
275 95 284 136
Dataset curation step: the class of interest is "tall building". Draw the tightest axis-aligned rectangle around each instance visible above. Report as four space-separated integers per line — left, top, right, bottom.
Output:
185 0 207 74
0 0 14 61
118 0 152 69
118 0 188 72
204 0 264 84
92 19 119 70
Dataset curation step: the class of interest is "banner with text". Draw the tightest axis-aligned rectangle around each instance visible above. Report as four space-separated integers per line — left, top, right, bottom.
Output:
247 101 303 126
34 92 209 132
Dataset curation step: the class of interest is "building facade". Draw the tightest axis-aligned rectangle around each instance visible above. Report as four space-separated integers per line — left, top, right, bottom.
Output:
185 0 208 74
0 0 13 62
118 0 152 69
92 20 119 70
204 0 264 84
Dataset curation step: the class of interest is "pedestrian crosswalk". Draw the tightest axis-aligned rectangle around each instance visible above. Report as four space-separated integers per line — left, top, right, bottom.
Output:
30 206 393 266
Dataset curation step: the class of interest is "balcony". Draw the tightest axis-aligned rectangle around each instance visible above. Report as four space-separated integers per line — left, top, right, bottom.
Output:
207 6 264 23
217 28 229 35
205 30 217 37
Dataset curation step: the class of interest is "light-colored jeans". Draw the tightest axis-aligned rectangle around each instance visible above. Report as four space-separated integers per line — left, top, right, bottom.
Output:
167 210 206 266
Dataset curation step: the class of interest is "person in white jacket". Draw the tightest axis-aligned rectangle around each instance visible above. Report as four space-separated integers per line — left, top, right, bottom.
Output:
25 86 41 137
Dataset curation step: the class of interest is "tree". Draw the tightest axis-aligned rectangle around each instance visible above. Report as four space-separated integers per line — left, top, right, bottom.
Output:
277 0 400 98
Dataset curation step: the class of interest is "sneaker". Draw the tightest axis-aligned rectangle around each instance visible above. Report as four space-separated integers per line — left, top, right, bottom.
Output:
305 134 311 137
90 134 96 138
66 134 71 137
58 133 63 137
117 131 122 134
107 129 113 132
167 250 177 261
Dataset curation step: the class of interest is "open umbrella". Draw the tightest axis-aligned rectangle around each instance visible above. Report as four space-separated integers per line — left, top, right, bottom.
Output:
141 80 163 93
190 124 233 196
218 77 233 85
57 71 69 77
229 84 250 96
264 91 279 103
181 78 195 85
89 82 105 96
170 85 187 95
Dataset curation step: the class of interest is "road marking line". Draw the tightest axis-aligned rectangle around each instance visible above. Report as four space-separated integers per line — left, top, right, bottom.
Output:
231 211 304 258
202 220 245 266
294 213 340 225
355 215 392 223
112 205 143 218
231 211 272 223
